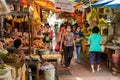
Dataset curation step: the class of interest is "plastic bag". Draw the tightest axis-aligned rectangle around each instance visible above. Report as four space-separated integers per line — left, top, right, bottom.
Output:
101 45 105 52
40 62 55 70
55 43 60 52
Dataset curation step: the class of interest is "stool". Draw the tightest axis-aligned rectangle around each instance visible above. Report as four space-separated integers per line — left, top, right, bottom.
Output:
25 61 40 80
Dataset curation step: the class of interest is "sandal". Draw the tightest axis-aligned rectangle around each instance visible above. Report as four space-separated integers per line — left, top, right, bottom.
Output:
91 69 95 73
97 67 101 72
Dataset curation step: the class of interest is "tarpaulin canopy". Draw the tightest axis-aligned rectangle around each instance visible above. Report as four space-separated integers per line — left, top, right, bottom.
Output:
83 0 113 8
20 0 59 12
35 0 54 10
104 0 120 8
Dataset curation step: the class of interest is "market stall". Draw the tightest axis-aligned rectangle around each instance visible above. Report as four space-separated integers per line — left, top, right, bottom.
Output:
82 0 120 76
0 0 62 80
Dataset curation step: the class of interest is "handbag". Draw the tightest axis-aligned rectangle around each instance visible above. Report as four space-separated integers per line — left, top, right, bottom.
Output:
55 43 60 52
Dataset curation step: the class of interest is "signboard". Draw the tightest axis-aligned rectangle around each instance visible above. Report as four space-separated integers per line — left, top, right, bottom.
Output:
54 0 74 12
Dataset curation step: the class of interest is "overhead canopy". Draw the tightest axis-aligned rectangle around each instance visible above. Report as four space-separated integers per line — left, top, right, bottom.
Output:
35 0 59 12
19 0 59 12
83 0 113 8
35 0 53 10
104 0 120 8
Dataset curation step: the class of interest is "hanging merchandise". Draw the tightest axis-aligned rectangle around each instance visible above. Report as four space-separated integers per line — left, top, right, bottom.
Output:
75 8 83 26
32 5 41 25
20 0 27 6
76 15 82 26
86 8 98 27
0 0 11 15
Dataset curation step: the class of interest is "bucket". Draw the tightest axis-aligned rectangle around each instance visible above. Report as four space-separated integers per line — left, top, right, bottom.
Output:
112 54 119 66
44 69 55 80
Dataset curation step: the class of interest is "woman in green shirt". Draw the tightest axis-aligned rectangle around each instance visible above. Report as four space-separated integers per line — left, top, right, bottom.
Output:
88 26 102 73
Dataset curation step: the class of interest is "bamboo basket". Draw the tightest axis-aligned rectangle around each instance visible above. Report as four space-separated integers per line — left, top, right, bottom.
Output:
2 57 22 63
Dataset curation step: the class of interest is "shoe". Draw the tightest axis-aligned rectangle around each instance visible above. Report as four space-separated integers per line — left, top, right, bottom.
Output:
60 60 63 65
62 65 66 68
91 69 95 73
76 60 81 64
67 67 70 69
77 60 81 64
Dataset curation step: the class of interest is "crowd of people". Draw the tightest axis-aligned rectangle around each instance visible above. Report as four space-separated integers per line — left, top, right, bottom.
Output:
55 22 103 73
2 21 103 73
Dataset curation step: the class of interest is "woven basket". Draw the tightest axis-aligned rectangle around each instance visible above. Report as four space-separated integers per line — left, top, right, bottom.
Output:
2 57 22 63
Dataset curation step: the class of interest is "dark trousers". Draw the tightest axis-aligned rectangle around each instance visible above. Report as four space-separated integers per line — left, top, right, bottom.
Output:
90 51 101 65
64 46 74 67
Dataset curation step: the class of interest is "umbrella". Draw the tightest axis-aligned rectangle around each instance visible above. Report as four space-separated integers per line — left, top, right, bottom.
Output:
104 0 120 8
83 0 113 8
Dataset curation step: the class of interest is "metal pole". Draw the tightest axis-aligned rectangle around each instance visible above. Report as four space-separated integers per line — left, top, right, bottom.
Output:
27 0 32 55
89 0 92 10
0 16 4 38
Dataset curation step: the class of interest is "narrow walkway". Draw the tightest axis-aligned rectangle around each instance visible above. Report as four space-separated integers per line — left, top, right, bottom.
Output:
57 58 120 80
52 37 120 80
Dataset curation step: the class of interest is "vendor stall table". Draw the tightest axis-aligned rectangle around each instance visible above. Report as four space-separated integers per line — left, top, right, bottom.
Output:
105 46 120 75
24 61 40 80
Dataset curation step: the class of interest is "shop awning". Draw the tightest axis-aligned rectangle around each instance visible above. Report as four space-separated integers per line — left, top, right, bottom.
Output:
83 0 113 8
35 0 54 10
104 0 120 8
35 0 59 12
19 0 59 12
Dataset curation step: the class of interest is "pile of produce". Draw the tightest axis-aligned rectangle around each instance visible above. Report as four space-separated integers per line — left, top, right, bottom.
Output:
0 42 8 58
7 53 22 58
25 55 41 61
2 53 22 63
42 54 61 59
33 39 45 49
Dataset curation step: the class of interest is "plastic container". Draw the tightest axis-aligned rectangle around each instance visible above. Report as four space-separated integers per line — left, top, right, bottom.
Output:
112 54 119 64
44 69 55 80
41 62 55 80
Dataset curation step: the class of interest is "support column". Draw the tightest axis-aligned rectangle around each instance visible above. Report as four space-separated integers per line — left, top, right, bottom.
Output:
0 16 4 38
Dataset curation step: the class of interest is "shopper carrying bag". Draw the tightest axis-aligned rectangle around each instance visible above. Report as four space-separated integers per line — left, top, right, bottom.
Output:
55 43 60 52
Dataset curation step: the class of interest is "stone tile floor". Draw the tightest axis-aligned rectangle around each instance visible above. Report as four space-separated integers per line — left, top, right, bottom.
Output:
57 58 120 80
40 39 120 80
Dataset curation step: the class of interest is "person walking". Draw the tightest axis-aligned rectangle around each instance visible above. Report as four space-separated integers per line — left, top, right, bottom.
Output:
74 26 83 63
57 23 65 65
60 23 75 69
88 26 103 73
